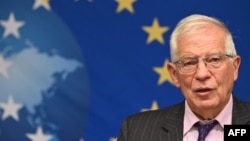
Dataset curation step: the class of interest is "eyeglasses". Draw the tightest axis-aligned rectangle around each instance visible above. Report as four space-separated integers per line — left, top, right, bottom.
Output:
173 53 234 74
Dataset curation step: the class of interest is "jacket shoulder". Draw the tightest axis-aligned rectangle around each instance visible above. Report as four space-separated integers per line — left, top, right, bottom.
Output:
125 102 185 122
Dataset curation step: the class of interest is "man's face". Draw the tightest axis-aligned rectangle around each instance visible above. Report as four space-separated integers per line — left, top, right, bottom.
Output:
168 25 241 118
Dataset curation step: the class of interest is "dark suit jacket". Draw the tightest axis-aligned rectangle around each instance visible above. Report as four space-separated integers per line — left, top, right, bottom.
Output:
118 96 250 141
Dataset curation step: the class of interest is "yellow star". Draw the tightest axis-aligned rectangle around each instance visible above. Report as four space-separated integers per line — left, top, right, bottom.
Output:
153 60 172 85
33 0 51 11
115 0 136 14
142 18 169 44
110 137 117 141
141 100 159 112
42 0 49 4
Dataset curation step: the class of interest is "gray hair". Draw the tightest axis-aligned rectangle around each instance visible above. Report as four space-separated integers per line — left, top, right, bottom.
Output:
169 14 237 62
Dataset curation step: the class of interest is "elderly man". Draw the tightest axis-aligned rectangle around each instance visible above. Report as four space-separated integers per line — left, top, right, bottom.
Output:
117 14 250 141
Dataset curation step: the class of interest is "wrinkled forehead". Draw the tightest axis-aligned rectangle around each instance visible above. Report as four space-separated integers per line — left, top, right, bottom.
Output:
176 25 228 57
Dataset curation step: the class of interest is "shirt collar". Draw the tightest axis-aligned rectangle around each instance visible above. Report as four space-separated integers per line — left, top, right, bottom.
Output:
183 94 233 135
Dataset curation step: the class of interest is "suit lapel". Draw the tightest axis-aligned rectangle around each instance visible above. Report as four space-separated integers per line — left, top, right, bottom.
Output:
232 96 250 124
156 96 250 141
160 102 185 141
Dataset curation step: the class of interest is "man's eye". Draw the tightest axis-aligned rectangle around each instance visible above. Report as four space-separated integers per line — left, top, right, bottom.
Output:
207 57 221 63
182 60 197 66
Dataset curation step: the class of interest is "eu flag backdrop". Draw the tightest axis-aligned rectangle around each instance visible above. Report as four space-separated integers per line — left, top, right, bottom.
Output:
0 0 250 141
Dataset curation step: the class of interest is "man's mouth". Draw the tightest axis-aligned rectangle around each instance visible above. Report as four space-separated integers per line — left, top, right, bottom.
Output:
194 88 213 95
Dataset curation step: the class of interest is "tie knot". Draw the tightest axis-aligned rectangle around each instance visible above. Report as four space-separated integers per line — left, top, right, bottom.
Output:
195 120 218 141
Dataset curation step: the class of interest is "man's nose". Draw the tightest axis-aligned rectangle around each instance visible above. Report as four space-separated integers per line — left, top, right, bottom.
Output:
194 60 211 80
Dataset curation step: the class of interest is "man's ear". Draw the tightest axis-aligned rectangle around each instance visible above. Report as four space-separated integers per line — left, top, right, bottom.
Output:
167 62 180 87
233 55 241 81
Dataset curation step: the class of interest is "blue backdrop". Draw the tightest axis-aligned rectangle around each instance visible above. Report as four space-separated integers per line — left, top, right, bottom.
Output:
0 0 250 141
